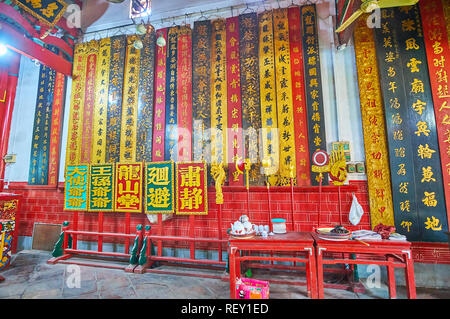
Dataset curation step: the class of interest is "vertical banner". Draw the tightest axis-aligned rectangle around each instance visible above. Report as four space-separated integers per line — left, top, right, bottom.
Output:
120 35 141 162
114 162 143 213
81 40 98 164
29 45 56 185
91 38 111 164
192 20 212 165
177 26 193 162
64 165 89 211
374 8 420 240
288 6 311 186
226 16 244 186
274 8 296 185
443 0 450 45
48 72 66 186
106 35 126 163
88 164 114 212
239 12 263 185
145 161 175 214
258 11 279 178
136 27 156 162
354 17 395 228
396 5 448 242
301 5 328 185
153 28 168 162
176 162 208 215
421 0 450 233
211 19 228 167
165 27 179 162
66 43 87 166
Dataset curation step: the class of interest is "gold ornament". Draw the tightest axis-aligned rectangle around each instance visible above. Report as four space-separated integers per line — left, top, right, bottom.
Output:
329 144 348 185
211 162 226 204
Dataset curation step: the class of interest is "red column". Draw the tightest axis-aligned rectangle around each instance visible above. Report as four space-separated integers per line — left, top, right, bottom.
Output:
0 52 20 191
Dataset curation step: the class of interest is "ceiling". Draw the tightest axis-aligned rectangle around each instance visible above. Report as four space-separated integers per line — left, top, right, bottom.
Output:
85 0 255 33
83 0 334 34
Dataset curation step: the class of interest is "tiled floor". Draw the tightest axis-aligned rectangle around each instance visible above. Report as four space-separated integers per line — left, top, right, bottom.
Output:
0 250 449 299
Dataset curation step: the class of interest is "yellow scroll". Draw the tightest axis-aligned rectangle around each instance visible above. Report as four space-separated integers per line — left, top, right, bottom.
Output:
65 43 87 167
354 17 395 227
210 19 228 165
258 11 279 177
273 8 296 183
91 37 111 164
120 35 141 162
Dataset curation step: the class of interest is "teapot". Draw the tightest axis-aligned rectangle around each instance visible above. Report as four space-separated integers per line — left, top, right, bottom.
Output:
231 221 245 234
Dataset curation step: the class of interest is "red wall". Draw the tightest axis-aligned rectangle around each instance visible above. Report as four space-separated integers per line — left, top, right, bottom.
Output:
8 179 450 264
10 180 370 240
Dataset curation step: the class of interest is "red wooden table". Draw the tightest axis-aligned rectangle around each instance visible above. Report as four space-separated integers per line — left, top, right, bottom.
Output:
312 233 416 299
228 232 317 299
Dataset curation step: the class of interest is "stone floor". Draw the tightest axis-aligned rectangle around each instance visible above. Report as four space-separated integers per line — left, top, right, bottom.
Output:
1 250 449 299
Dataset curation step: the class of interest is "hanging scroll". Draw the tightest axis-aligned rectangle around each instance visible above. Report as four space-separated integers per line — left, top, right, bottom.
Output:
211 19 228 167
48 72 65 186
136 27 156 162
274 8 296 184
92 38 111 164
239 12 263 185
192 20 212 165
165 27 179 162
258 11 279 178
354 17 395 228
64 165 89 211
106 35 126 163
395 5 448 242
66 43 87 166
301 5 328 185
14 0 67 27
29 45 57 185
153 28 168 162
226 16 244 186
114 162 143 213
120 35 141 162
288 6 310 186
374 8 420 240
145 162 175 214
81 40 98 164
176 162 208 215
177 26 193 162
88 164 114 212
421 0 450 233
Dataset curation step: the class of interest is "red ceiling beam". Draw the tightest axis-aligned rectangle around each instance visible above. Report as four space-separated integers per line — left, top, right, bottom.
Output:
0 22 72 76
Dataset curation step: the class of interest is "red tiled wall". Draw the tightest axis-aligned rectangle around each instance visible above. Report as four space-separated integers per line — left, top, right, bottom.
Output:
10 180 450 264
11 180 371 241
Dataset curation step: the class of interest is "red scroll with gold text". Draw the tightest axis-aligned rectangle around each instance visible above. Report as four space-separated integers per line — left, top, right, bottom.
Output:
114 163 143 213
176 162 208 215
177 26 193 162
81 40 98 164
48 72 65 186
226 16 244 186
288 6 310 185
354 17 395 227
153 28 168 162
421 0 450 227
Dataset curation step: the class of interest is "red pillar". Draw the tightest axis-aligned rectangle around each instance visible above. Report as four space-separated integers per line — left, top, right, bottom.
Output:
0 51 20 191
